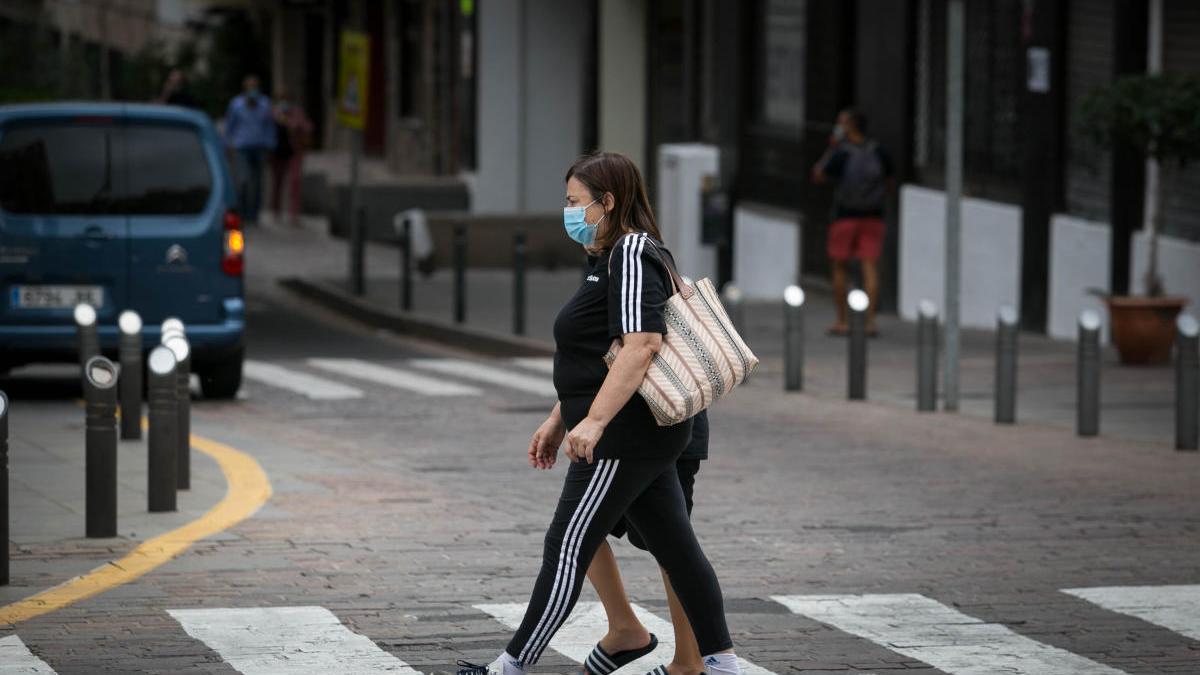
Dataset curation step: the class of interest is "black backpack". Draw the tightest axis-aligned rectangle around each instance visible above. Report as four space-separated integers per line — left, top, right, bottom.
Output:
834 141 886 212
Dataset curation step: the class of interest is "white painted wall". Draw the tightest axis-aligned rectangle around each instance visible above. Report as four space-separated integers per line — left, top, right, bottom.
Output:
475 0 523 212
1132 231 1200 310
1048 215 1111 341
656 144 718 283
733 202 801 300
898 185 1023 328
598 0 647 171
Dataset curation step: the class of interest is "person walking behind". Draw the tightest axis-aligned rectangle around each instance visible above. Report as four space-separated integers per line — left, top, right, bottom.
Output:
224 74 275 225
456 152 742 675
270 88 313 227
529 410 711 675
811 108 894 336
157 69 200 109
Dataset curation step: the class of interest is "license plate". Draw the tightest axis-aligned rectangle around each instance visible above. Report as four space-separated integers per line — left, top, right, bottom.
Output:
10 285 105 309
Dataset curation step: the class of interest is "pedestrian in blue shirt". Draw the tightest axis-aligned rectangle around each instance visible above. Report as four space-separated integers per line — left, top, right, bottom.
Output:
224 74 276 225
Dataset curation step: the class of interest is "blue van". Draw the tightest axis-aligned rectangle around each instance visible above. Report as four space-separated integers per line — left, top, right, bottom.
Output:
0 103 244 398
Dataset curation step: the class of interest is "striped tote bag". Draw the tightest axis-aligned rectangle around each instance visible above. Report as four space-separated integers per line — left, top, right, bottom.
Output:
604 240 758 426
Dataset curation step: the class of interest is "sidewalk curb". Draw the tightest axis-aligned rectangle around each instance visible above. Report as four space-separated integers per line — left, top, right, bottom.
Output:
279 277 556 357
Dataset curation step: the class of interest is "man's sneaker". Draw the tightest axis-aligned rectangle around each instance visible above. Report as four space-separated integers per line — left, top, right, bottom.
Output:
456 660 502 675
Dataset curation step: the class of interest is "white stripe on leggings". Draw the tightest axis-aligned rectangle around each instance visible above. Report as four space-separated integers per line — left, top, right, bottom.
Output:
519 459 619 663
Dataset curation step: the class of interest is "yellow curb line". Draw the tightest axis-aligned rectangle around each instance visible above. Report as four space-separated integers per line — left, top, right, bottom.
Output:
0 428 272 627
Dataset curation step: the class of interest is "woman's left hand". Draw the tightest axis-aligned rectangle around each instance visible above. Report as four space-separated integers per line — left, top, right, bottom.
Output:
564 417 605 464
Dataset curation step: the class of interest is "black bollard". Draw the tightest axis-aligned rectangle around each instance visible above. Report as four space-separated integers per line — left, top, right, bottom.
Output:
848 290 869 401
84 356 119 538
74 303 99 367
352 207 366 296
1177 314 1199 451
1077 310 1102 437
118 310 143 440
513 230 527 336
995 306 1019 424
453 224 467 324
783 285 805 391
164 336 191 491
146 346 178 512
916 300 939 412
162 317 184 339
0 390 8 585
401 214 413 311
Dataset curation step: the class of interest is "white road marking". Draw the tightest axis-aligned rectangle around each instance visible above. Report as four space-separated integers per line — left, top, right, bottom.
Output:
0 635 57 674
242 360 364 400
475 601 777 675
410 359 557 397
771 593 1126 675
168 606 420 673
308 358 483 396
1062 584 1200 641
509 357 555 375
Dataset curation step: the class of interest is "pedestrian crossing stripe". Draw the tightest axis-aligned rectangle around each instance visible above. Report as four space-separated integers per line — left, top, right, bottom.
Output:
243 360 364 400
308 358 483 396
0 635 55 674
240 358 555 400
509 357 555 375
475 601 779 674
1061 584 1200 642
771 593 1127 675
168 606 420 674
409 358 557 397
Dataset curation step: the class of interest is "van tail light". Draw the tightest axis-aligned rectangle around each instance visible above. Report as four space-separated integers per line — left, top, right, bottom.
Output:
222 209 244 276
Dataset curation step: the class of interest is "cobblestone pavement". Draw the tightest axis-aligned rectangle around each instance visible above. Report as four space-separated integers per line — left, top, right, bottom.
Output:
2 227 1198 674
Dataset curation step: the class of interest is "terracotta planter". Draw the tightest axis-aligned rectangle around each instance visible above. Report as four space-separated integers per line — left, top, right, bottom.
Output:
1105 296 1189 365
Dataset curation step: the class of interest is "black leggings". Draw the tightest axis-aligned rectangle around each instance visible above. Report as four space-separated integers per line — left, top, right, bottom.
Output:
506 456 732 664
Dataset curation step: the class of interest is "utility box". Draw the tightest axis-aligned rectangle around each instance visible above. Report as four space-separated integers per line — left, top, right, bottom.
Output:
656 144 719 283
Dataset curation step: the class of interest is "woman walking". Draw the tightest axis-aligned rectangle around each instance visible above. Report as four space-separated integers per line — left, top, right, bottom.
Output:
457 153 741 675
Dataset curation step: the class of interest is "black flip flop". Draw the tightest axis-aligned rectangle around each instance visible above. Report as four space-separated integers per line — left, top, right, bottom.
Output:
583 633 659 674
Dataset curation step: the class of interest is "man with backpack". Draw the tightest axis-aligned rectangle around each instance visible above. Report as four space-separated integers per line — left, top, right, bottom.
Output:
812 108 894 336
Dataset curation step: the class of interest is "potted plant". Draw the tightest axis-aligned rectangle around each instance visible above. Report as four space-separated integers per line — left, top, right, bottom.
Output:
1079 73 1200 365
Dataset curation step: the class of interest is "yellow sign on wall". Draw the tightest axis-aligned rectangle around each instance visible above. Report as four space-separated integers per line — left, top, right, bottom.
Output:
336 30 370 130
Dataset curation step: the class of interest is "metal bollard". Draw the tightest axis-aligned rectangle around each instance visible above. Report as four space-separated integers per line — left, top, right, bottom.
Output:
513 230 527 336
995 306 1019 424
1077 310 1102 437
161 317 184 343
916 300 939 412
400 214 413 311
352 207 366 296
84 356 119 538
146 346 178 512
74 303 99 367
1176 314 1199 451
783 285 805 391
722 284 745 335
118 311 143 440
848 290 870 400
453 224 467 324
0 390 8 585
164 336 191 490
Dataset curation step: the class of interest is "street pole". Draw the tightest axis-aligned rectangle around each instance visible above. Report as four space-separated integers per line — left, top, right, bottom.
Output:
513 230 527 336
0 391 8 585
164 336 191 491
1177 314 1199 451
75 303 99 368
147 346 178 512
995 306 1019 424
84 356 119 538
848 290 870 401
916 300 939 412
943 0 965 412
1077 310 1102 437
348 130 363 296
118 310 143 440
783 285 805 392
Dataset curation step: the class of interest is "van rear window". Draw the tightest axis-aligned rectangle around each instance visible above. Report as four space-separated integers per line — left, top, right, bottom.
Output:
0 122 212 215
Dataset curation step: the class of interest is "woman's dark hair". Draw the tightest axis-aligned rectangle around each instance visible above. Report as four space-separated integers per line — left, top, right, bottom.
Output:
565 152 663 252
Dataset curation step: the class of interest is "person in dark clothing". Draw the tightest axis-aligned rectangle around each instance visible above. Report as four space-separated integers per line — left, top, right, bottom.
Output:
456 153 742 675
812 108 895 336
158 69 201 110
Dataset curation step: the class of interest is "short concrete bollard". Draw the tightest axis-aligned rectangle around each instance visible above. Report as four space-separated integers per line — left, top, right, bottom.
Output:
783 285 805 392
1176 314 1199 451
84 356 119 538
995 306 1019 425
848 290 870 401
1 390 8 585
513 230 527 336
1077 310 1102 437
164 336 191 491
722 284 745 335
147 346 178 512
453 224 467 324
916 300 939 412
74 303 99 367
118 311 143 440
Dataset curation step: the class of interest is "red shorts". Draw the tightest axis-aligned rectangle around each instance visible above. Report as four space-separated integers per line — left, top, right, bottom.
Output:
827 217 886 261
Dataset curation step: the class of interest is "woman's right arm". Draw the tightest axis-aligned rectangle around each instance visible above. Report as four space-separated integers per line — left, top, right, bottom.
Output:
528 402 566 470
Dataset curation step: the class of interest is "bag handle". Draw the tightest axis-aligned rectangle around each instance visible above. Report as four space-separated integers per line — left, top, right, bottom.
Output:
607 233 694 300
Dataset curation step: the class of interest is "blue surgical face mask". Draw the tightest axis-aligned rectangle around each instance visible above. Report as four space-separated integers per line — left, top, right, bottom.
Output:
564 199 604 245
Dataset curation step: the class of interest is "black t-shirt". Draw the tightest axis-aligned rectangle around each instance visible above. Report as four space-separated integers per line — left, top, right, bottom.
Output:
552 231 692 460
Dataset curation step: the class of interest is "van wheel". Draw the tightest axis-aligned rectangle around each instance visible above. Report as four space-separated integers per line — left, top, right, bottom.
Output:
200 352 243 400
